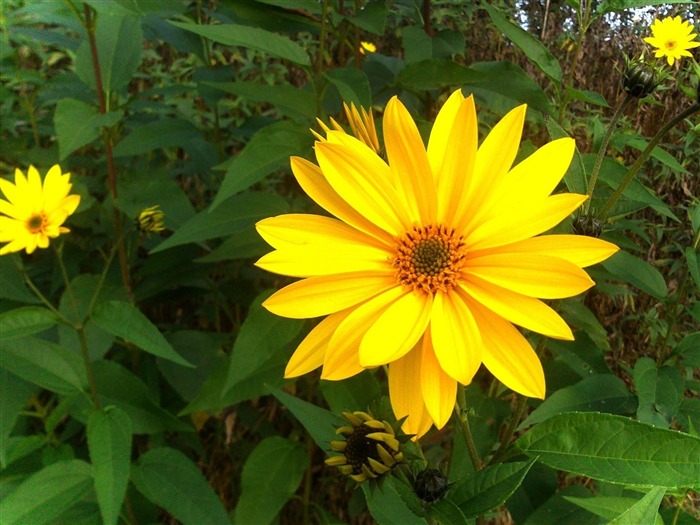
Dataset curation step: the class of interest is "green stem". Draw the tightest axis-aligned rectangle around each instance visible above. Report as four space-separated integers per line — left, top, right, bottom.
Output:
77 326 100 409
598 102 700 221
584 94 632 213
14 258 71 323
454 385 481 471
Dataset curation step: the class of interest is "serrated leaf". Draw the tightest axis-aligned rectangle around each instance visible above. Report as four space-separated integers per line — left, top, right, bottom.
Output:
520 375 635 428
87 407 132 525
602 250 667 300
169 21 310 65
0 337 87 394
610 487 665 524
0 460 93 525
54 98 122 160
483 3 561 81
566 489 665 525
450 458 536 518
234 437 307 525
516 412 700 489
130 447 229 525
90 301 193 367
0 306 59 340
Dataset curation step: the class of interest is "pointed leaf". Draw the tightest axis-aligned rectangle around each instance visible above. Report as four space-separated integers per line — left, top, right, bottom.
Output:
0 306 59 340
602 250 668 300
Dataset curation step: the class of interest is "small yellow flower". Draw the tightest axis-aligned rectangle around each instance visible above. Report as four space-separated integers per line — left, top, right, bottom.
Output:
359 41 376 55
325 411 404 483
136 205 166 234
0 165 80 255
644 16 700 66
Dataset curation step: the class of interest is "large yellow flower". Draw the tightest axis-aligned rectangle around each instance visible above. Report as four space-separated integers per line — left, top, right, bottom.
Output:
644 16 700 66
255 91 618 438
0 165 80 255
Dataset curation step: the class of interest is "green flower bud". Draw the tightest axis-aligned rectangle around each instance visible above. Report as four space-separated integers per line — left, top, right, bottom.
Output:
414 467 449 503
623 60 659 99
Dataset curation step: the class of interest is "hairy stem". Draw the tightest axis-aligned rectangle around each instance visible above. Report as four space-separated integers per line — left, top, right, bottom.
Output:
455 385 481 471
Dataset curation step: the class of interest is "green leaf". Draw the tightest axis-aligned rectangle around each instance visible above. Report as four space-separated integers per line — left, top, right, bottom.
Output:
112 118 202 157
633 358 684 427
516 412 700 489
203 81 316 122
0 337 87 394
427 499 468 525
613 135 689 175
602 250 668 300
450 458 536 518
398 59 473 90
90 301 193 367
130 447 230 525
54 99 122 160
234 437 307 525
520 375 636 428
595 0 690 15
324 67 372 108
483 3 562 81
269 386 345 451
0 306 59 340
363 477 428 525
152 191 289 253
685 247 700 289
565 87 610 107
676 332 700 368
543 114 587 194
344 1 387 35
0 256 40 303
520 485 599 525
0 370 36 468
211 121 313 207
566 488 665 525
0 460 93 525
169 21 310 65
70 360 190 434
321 372 382 414
87 407 132 525
74 13 142 93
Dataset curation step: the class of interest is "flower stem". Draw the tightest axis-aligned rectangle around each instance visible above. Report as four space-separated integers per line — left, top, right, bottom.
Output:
598 102 700 221
454 385 481 471
584 93 632 213
78 325 100 409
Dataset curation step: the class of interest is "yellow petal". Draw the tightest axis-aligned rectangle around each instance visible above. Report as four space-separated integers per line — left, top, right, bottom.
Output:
384 96 437 224
316 141 408 235
420 334 458 429
290 157 393 245
466 297 545 398
256 243 391 277
427 89 465 175
285 310 351 377
389 347 433 439
465 253 594 299
0 199 28 220
460 276 573 340
261 271 397 319
474 234 619 268
430 290 482 384
26 166 42 199
256 214 388 251
467 193 588 251
359 290 433 367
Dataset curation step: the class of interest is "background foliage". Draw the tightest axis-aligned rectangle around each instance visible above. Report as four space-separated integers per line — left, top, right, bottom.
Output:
0 0 698 524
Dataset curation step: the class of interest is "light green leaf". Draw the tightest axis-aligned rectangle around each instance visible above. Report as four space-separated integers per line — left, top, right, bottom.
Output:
0 306 59 340
234 437 307 525
74 13 142 93
169 21 310 65
602 250 668 300
520 375 636 428
0 460 93 525
483 3 562 81
566 488 665 525
634 358 684 427
363 476 428 525
152 191 289 253
596 0 689 15
87 407 132 525
211 121 313 207
691 204 700 234
54 99 122 160
613 135 689 174
566 87 610 107
90 301 193 367
130 447 230 525
516 412 700 489
112 118 202 157
450 458 536 518
324 67 372 108
0 337 87 394
427 499 468 525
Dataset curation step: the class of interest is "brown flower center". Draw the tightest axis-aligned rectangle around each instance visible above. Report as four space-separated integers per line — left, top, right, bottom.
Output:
26 213 47 234
393 225 467 294
664 39 677 51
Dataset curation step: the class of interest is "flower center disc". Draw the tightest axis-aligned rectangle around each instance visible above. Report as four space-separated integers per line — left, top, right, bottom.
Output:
664 40 677 50
345 425 385 475
393 225 466 294
26 213 47 234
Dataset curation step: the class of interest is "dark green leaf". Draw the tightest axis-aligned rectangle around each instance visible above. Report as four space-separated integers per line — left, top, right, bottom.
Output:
602 250 668 300
0 337 87 394
130 447 229 525
169 21 310 65
685 247 700 289
0 460 93 525
522 485 600 525
566 488 665 525
634 358 684 427
90 301 193 367
566 87 610 107
676 332 700 368
0 257 40 303
427 499 469 525
0 306 59 340
450 459 536 518
516 412 700 488
324 67 372 108
363 477 428 525
87 407 132 525
0 370 36 468
54 99 122 160
321 372 382 414
344 1 387 35
483 3 562 81
113 119 202 157
234 437 307 525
